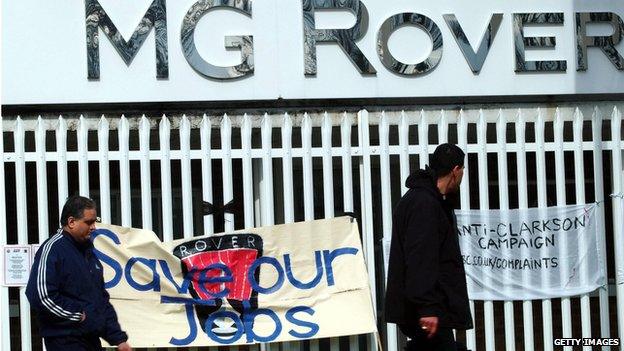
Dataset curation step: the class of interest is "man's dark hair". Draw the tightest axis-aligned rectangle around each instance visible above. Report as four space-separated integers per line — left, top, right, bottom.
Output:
429 143 465 178
60 195 96 226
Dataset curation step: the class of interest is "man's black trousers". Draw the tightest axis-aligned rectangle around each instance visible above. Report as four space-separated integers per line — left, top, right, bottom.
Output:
400 324 468 351
44 334 103 351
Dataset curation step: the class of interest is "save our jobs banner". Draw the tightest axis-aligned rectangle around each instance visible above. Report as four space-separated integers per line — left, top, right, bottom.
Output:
92 216 376 348
456 204 606 301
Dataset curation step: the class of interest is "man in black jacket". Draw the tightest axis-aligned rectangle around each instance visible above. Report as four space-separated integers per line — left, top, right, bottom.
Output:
385 143 473 351
26 195 132 351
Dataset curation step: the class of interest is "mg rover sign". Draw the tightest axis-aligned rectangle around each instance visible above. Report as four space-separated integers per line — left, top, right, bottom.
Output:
2 0 624 104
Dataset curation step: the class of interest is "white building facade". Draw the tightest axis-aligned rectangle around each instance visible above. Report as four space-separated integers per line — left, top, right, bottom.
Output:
2 0 624 350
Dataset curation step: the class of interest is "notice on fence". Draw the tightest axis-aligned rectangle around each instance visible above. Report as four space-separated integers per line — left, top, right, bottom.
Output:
2 245 31 286
93 217 376 348
456 204 606 301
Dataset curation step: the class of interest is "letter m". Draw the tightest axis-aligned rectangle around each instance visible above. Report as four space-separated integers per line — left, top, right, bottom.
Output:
85 0 168 79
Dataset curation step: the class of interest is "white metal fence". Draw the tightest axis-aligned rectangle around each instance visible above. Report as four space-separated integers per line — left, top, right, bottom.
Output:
1 102 623 351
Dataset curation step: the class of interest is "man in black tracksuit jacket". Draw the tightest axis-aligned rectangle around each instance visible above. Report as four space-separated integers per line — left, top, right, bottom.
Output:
385 144 473 351
26 196 131 351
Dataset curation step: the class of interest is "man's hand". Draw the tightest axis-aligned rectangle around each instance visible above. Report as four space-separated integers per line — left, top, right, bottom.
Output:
80 312 86 322
117 341 132 351
419 316 438 338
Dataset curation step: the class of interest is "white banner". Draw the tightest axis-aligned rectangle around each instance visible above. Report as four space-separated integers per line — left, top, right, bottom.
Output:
92 216 376 347
616 192 624 291
456 204 606 301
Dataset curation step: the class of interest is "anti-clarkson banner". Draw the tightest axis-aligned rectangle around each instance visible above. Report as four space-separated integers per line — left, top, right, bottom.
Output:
92 217 376 348
456 204 606 301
